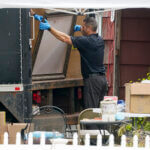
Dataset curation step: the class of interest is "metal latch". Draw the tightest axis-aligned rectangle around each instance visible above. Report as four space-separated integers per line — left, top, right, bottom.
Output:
29 12 35 49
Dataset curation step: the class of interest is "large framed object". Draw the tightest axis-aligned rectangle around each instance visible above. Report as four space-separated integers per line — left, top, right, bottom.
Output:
32 14 76 81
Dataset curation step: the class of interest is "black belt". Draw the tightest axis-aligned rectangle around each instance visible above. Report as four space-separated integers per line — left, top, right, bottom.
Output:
84 73 105 79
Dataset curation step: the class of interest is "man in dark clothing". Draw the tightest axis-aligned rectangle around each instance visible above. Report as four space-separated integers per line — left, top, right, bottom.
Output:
71 17 107 108
32 10 107 109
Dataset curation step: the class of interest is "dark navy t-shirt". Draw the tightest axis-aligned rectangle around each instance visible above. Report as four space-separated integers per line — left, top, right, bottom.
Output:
71 34 105 78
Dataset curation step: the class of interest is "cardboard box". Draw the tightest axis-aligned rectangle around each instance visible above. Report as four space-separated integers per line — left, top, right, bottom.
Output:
0 112 7 144
0 125 8 144
0 112 6 127
8 123 34 144
125 83 150 113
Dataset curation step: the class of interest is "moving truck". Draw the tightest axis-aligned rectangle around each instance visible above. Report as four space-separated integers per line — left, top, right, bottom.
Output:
0 8 83 122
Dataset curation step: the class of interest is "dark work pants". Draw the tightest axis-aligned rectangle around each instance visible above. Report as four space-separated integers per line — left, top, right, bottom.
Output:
83 75 108 145
83 75 108 109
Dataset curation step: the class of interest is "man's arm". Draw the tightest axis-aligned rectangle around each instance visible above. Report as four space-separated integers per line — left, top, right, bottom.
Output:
49 27 72 45
38 16 73 45
31 9 73 45
49 25 82 45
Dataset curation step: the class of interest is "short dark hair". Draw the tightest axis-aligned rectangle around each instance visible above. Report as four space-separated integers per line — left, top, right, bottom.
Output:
83 16 97 32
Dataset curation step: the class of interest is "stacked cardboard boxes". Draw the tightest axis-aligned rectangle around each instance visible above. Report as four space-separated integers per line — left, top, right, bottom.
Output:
0 112 34 144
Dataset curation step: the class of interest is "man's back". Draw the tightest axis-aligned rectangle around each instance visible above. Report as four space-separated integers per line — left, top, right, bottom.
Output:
71 34 105 78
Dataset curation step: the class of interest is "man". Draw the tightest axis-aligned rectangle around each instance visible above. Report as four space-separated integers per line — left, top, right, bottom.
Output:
32 10 108 109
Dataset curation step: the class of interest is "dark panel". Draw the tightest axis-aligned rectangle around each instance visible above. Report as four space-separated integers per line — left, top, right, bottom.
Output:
122 8 150 18
120 41 150 65
0 92 25 122
21 8 32 119
121 18 150 41
0 9 21 84
21 8 32 85
0 10 20 51
119 65 149 86
118 87 125 100
0 8 32 121
119 9 150 100
0 53 21 84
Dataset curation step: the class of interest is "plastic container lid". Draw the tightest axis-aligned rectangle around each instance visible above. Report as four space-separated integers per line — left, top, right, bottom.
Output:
117 100 125 104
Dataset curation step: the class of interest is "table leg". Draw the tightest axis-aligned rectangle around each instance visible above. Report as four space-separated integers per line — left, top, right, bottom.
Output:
132 117 138 129
135 118 138 129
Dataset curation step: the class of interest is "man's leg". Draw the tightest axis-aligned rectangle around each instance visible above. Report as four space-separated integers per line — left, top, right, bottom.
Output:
83 76 108 109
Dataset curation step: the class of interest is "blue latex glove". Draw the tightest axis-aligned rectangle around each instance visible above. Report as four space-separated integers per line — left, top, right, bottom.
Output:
74 25 81 32
39 19 50 30
34 14 43 22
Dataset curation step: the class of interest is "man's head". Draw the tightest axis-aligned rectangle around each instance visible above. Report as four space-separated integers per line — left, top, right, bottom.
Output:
82 16 97 36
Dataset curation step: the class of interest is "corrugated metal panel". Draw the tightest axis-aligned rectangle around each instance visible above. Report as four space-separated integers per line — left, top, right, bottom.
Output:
103 11 111 17
104 41 114 64
108 87 113 96
102 17 114 40
102 13 115 96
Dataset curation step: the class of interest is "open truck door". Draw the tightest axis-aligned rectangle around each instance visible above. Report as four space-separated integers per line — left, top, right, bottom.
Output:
0 9 32 122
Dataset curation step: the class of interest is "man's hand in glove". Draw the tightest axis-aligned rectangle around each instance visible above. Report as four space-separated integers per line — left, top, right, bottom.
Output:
74 25 82 32
34 14 43 22
39 19 50 30
30 9 43 22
